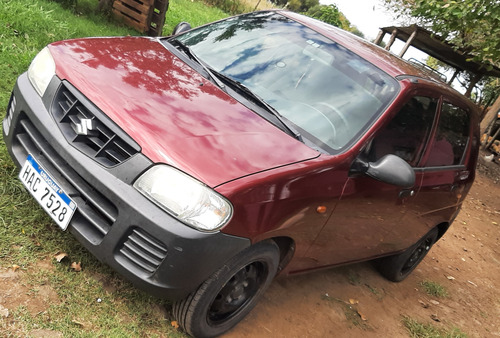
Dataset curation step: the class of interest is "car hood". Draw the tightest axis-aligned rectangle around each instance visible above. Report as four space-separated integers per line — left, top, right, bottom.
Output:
48 37 319 187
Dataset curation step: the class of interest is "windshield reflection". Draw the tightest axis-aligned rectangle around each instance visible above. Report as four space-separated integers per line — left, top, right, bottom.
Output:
174 12 398 153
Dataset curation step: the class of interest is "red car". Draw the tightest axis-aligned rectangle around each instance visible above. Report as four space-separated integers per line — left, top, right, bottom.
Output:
3 10 479 337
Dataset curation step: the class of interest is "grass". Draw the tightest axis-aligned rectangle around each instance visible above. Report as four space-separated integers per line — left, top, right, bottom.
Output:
162 0 229 34
402 317 467 338
321 294 371 331
0 0 228 108
347 269 362 285
0 0 230 336
420 280 448 298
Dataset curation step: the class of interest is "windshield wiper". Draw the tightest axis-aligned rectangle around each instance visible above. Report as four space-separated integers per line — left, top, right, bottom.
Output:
211 72 303 142
170 39 302 142
170 39 227 91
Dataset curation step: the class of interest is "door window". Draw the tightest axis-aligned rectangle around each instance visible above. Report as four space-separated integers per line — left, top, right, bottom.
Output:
369 96 437 166
426 103 469 166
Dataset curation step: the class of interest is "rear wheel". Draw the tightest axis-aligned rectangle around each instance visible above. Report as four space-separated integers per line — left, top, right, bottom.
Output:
377 227 438 282
173 240 279 337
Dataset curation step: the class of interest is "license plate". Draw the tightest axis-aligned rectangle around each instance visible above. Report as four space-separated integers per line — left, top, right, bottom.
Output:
19 154 77 230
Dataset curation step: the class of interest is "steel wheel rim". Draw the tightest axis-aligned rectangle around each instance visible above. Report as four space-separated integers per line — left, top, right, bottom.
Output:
401 237 433 274
207 261 268 325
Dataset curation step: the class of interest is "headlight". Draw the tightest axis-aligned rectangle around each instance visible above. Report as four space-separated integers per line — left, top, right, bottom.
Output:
27 47 55 97
133 165 233 232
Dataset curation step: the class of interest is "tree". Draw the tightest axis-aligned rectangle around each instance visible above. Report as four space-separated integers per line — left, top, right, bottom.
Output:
426 56 452 73
384 0 500 65
273 0 319 13
384 0 500 133
306 4 343 27
305 4 365 38
480 78 500 108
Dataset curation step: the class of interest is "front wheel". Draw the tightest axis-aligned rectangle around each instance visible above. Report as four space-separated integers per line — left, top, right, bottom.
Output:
173 240 279 337
376 227 439 282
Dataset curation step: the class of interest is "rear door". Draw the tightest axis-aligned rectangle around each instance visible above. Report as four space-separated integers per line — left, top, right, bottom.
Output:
413 99 473 228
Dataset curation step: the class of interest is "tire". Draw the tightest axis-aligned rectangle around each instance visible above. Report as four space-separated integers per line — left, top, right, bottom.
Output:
173 240 280 338
377 227 439 282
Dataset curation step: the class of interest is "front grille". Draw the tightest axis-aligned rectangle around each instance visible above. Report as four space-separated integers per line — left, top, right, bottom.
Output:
51 82 140 167
13 116 118 245
119 228 168 274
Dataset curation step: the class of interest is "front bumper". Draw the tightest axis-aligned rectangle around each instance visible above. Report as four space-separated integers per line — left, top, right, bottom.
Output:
2 73 250 300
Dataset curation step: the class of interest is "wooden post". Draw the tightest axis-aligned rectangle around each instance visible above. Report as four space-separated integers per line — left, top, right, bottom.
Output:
385 29 398 51
374 30 385 46
398 29 417 58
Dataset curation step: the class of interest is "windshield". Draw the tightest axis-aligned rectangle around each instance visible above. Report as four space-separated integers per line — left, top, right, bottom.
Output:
173 12 399 153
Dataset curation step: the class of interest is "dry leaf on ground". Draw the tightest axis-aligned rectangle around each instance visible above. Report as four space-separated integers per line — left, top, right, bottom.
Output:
0 305 9 318
54 252 68 262
357 310 367 321
70 262 82 272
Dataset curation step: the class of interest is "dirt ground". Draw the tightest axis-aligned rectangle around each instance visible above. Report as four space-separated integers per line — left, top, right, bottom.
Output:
225 153 500 338
1 153 499 337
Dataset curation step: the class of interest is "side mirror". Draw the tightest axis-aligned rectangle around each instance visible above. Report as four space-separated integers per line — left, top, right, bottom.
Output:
351 154 415 188
172 22 192 35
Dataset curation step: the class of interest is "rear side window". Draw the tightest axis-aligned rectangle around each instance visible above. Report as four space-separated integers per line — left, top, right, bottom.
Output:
426 102 470 166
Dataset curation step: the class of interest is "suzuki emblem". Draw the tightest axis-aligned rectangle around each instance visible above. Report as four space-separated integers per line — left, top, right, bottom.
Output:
74 118 97 136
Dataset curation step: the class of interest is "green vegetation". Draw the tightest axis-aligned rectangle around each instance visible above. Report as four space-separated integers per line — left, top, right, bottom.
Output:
0 0 358 335
347 269 362 285
0 0 228 336
0 0 135 113
402 317 467 338
321 295 371 330
162 0 228 33
420 280 448 298
383 0 500 130
383 0 500 65
203 0 254 16
305 4 364 37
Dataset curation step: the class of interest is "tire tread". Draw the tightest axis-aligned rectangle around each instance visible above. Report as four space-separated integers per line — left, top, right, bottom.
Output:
172 241 279 337
377 227 438 282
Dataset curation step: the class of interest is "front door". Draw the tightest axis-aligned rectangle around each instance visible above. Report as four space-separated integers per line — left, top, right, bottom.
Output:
305 96 439 267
